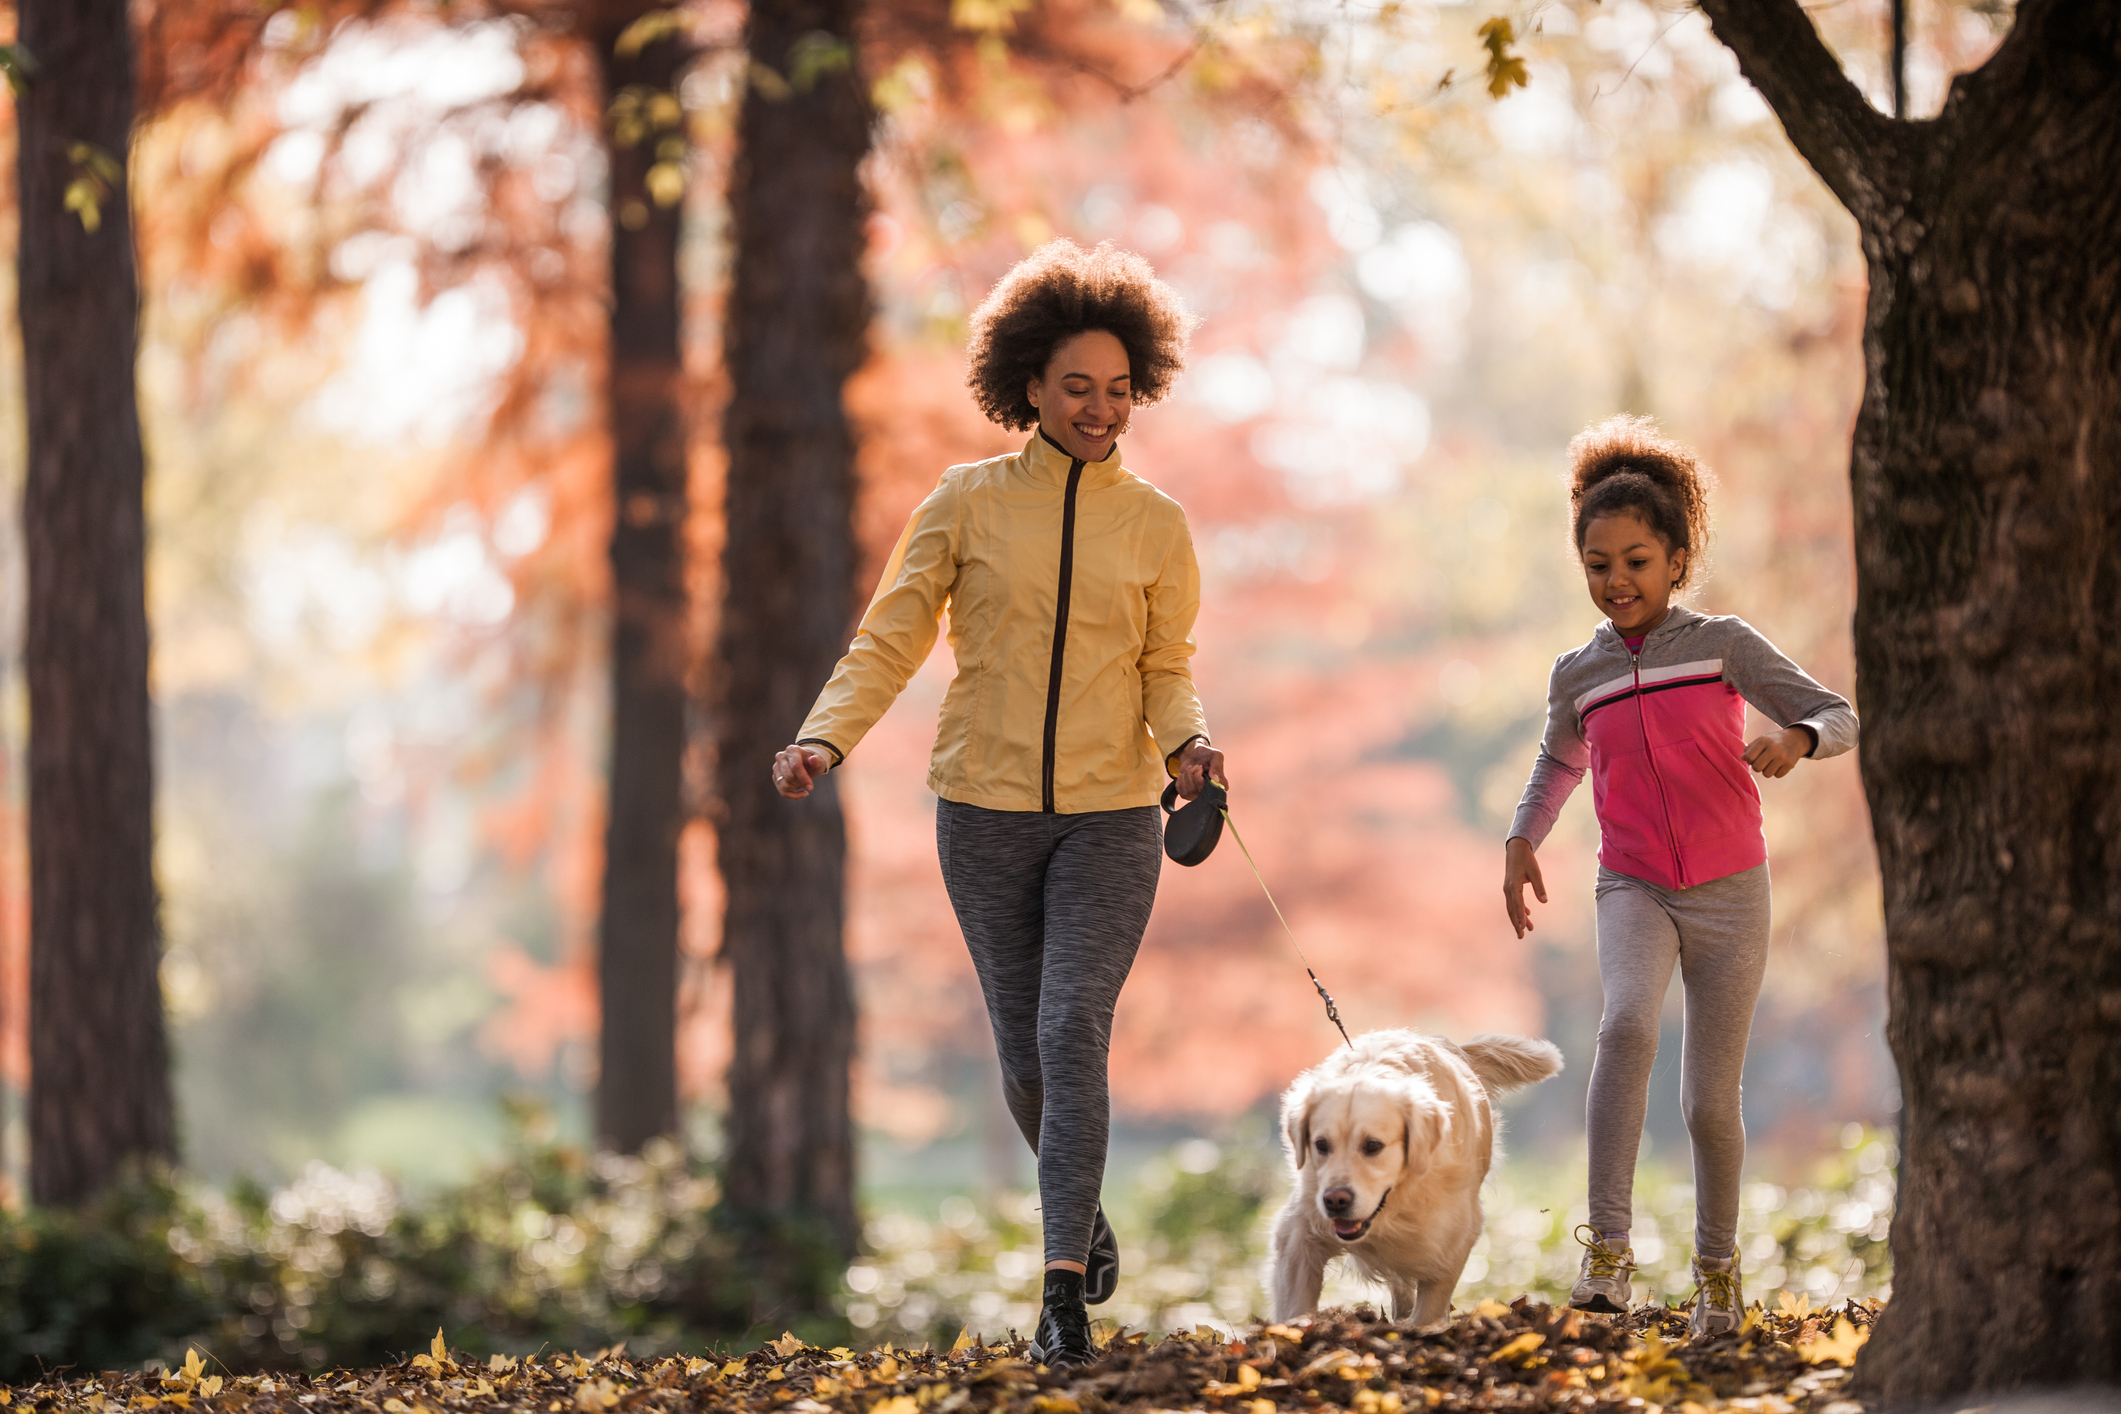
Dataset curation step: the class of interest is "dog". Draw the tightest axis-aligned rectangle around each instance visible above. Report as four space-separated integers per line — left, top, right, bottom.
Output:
1267 1028 1563 1328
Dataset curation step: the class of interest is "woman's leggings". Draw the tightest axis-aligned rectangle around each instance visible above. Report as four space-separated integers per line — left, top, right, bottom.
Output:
936 799 1162 1265
1587 862 1770 1259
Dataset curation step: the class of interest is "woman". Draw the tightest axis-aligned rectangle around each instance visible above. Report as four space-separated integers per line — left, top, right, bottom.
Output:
771 240 1225 1367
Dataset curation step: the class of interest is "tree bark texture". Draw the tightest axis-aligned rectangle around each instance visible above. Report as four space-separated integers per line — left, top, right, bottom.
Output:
18 0 175 1205
592 3 691 1155
1699 0 2121 1400
715 0 870 1284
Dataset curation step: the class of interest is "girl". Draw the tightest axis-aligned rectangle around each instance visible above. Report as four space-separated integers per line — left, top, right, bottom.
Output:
1501 416 1857 1337
770 241 1225 1368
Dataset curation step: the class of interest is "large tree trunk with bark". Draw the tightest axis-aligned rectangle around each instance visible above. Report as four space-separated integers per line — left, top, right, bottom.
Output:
18 0 175 1205
714 0 870 1306
1699 0 2121 1400
591 3 692 1156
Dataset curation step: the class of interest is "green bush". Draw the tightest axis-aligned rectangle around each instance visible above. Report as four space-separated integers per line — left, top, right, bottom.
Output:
0 1115 775 1377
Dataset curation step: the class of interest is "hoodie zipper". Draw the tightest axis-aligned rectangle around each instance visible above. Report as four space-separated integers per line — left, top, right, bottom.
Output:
1041 455 1086 813
1631 639 1689 888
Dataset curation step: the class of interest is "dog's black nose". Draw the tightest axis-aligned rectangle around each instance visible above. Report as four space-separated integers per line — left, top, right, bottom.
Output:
1321 1186 1354 1216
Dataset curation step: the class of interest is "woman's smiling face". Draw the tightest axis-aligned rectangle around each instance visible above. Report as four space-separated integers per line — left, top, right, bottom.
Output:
1027 329 1132 462
1580 512 1687 635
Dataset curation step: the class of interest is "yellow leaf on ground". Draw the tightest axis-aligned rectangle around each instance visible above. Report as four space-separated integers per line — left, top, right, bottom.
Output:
721 1361 746 1381
874 1357 900 1381
1493 1334 1544 1364
773 1333 807 1358
1245 1401 1276 1414
1031 1396 1079 1414
1471 1299 1512 1320
872 1398 919 1414
197 1379 223 1400
183 1353 205 1384
1238 1365 1261 1392
950 1328 974 1353
1796 1316 1869 1367
1777 1291 1812 1319
573 1379 621 1411
431 1330 449 1367
491 1356 518 1374
1262 1325 1304 1341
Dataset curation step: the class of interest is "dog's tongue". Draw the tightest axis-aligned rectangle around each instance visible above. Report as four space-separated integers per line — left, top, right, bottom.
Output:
1333 1219 1365 1239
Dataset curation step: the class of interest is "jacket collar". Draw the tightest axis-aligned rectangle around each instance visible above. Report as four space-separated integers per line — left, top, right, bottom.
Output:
1595 602 1701 653
1023 428 1126 490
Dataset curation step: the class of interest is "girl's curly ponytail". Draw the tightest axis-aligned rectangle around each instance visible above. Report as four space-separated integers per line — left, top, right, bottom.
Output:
1567 415 1714 588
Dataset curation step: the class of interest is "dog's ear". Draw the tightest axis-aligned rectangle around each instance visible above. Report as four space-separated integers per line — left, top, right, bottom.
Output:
1282 1085 1313 1170
1399 1088 1445 1181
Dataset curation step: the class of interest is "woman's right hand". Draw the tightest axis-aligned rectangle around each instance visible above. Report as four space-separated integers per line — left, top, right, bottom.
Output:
771 744 834 800
1503 836 1546 938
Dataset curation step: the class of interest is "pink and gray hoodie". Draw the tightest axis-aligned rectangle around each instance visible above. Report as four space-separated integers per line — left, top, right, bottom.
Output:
1509 606 1859 890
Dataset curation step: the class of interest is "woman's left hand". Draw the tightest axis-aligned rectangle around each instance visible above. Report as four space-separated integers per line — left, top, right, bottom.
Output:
1173 739 1228 800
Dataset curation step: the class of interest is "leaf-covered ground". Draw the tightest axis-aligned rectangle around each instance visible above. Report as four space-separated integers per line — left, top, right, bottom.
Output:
0 1299 1882 1414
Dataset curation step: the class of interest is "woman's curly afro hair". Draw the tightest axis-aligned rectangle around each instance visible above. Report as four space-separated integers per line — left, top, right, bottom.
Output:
1568 414 1716 589
965 239 1196 432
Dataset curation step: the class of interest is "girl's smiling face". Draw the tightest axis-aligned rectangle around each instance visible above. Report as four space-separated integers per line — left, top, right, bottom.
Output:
1027 329 1132 462
1580 512 1687 636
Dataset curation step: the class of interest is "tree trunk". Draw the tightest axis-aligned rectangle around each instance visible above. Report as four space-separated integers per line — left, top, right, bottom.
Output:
18 0 174 1205
592 3 691 1155
1699 0 2121 1400
714 0 870 1302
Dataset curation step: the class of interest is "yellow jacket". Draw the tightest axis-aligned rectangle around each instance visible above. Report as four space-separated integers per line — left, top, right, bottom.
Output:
797 433 1209 813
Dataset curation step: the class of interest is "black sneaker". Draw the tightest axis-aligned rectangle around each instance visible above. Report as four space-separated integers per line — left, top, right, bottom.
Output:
1084 1206 1118 1305
1027 1269 1096 1369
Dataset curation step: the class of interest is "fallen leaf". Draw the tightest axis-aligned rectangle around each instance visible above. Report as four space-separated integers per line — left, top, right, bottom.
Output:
773 1333 806 1359
1796 1315 1869 1367
872 1398 919 1414
1471 1299 1512 1319
1493 1333 1544 1364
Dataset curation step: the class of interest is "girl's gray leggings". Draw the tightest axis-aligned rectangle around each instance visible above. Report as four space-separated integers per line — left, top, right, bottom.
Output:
1587 863 1770 1259
936 798 1162 1265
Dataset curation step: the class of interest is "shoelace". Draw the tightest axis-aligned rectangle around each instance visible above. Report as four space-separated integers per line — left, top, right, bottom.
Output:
1574 1224 1635 1279
1695 1263 1742 1312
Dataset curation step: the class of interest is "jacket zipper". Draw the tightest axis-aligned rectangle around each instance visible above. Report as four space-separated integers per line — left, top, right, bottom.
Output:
1041 456 1086 813
1632 646 1689 887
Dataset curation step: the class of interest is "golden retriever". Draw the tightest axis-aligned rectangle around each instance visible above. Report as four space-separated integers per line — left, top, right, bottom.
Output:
1268 1028 1563 1327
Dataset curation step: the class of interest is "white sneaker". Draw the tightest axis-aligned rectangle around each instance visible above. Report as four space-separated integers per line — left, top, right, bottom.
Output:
1569 1226 1635 1313
1689 1253 1743 1337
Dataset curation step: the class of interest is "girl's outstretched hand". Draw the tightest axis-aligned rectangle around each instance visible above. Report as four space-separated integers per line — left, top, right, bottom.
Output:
1742 725 1814 779
1503 836 1546 939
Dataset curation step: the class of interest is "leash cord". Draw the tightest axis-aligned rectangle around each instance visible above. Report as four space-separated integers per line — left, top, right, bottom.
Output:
1217 806 1353 1049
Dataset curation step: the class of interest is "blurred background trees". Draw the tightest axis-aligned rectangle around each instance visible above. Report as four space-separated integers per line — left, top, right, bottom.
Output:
18 0 173 1205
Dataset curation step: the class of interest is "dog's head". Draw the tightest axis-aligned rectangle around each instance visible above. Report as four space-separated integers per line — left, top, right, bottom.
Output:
1281 1072 1448 1242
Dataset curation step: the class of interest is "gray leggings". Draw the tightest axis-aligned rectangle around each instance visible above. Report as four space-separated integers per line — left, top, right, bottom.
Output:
936 799 1162 1264
1587 863 1770 1259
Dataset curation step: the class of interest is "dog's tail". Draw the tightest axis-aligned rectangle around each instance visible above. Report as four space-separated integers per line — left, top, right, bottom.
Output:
1457 1033 1564 1097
